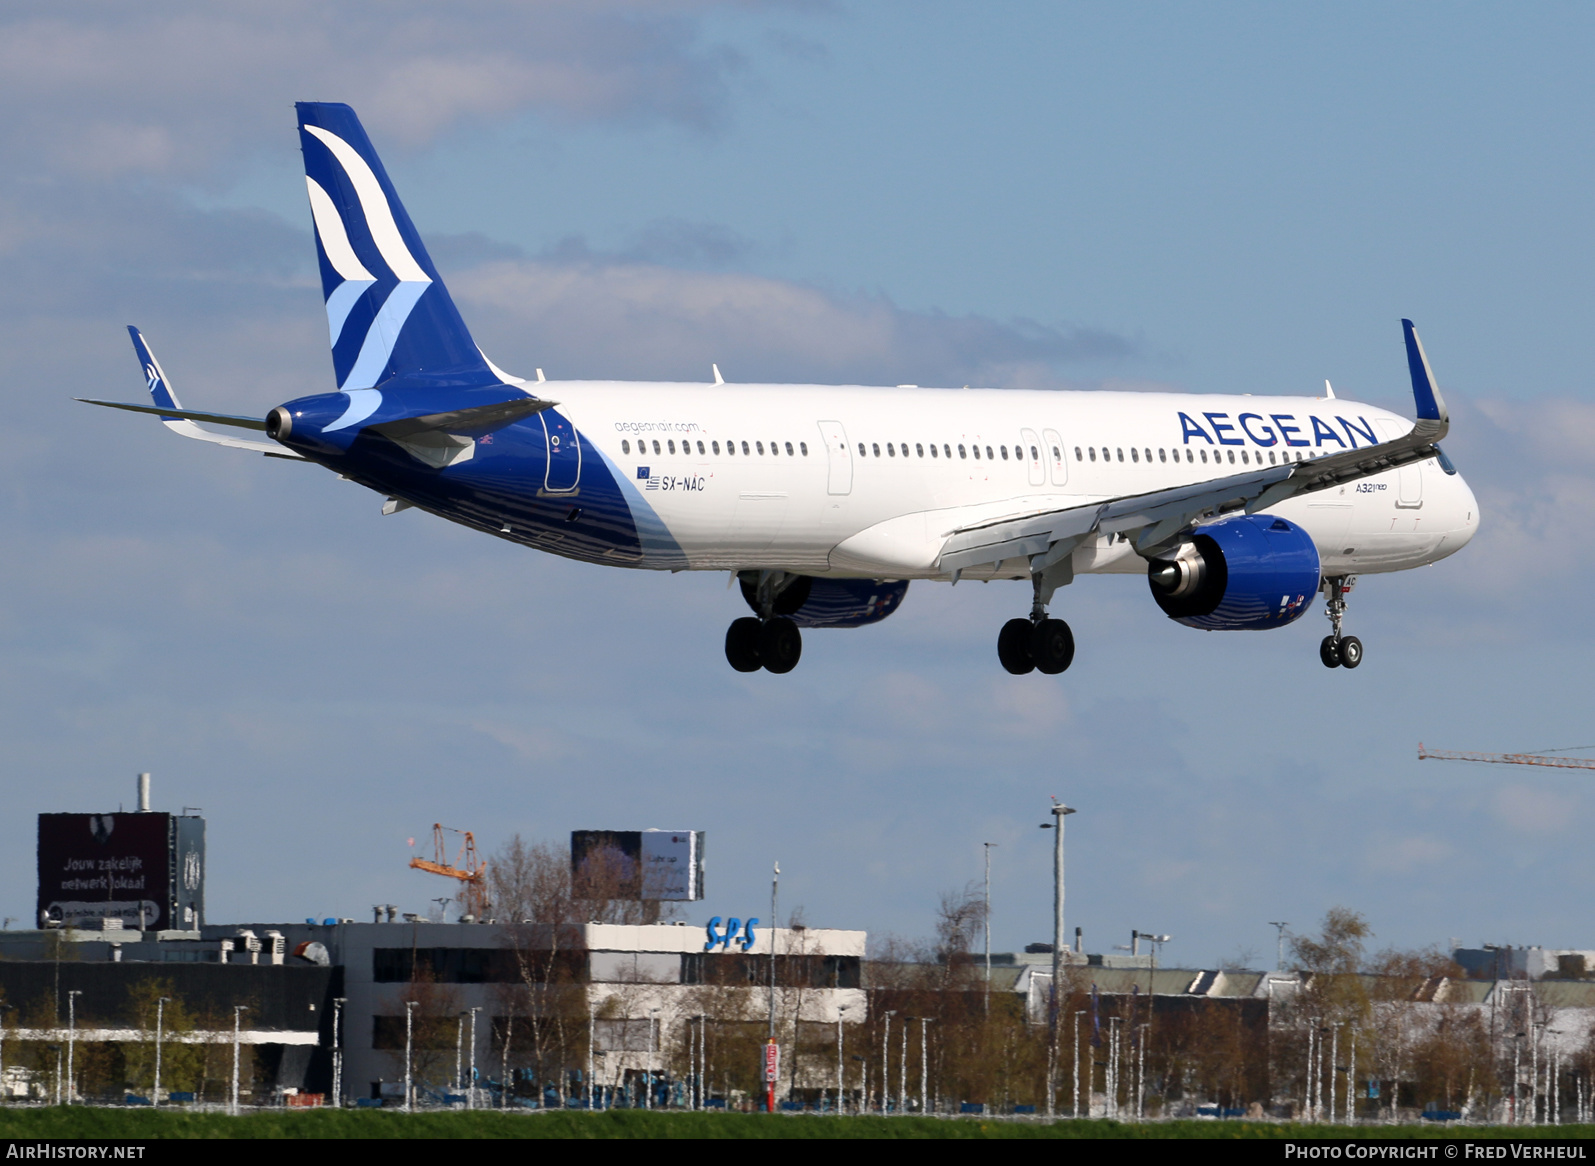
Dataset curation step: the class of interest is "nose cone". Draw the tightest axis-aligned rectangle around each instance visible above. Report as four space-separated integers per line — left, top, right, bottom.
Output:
1430 471 1480 563
267 391 372 458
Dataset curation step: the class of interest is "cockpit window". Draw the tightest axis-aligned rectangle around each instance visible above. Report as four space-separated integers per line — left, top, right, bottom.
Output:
1434 445 1458 476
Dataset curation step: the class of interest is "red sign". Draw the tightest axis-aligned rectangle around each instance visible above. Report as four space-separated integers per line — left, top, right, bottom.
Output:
764 1041 780 1083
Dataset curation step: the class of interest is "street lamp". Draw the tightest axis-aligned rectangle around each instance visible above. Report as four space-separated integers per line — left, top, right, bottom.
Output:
153 996 170 1107
65 990 81 1105
835 1005 847 1115
982 842 997 1014
403 1000 417 1112
881 1010 896 1114
332 998 346 1108
1040 801 1076 1117
231 1005 250 1114
467 1006 480 1110
646 1008 660 1110
918 1016 933 1115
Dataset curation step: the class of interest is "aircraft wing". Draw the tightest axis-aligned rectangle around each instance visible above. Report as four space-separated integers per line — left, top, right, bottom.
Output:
76 327 307 459
937 318 1450 574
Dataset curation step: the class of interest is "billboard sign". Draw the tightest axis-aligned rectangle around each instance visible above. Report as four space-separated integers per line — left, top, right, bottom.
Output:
37 812 205 932
571 829 704 901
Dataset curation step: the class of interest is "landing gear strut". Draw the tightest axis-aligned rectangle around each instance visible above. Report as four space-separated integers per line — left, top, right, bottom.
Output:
998 573 1075 675
1319 576 1362 670
724 572 805 674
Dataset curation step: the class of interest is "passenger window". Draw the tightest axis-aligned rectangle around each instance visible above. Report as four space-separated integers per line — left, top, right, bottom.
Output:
698 441 706 455
887 443 896 457
712 441 721 455
858 443 866 456
668 439 676 454
986 446 994 460
916 443 924 458
1089 448 1096 462
958 444 967 459
1240 450 1248 464
1187 449 1195 463
1131 448 1139 463
1116 448 1124 462
929 444 938 458
872 443 880 457
1158 448 1166 463
757 441 765 455
785 442 794 456
652 440 661 455
973 445 981 460
1000 446 1009 460
1075 447 1083 461
1144 449 1151 463
800 442 808 456
741 441 750 455
1227 450 1235 464
1200 450 1208 463
622 440 631 455
1051 445 1060 461
943 444 952 458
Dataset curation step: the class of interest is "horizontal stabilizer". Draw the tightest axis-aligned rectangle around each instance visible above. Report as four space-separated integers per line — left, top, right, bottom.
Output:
76 398 267 430
366 395 556 440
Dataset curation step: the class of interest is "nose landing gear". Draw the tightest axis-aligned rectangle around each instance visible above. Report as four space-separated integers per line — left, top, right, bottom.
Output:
1319 576 1362 669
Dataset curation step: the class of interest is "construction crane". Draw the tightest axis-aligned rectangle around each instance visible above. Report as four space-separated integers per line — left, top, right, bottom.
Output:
409 824 489 919
1417 744 1595 772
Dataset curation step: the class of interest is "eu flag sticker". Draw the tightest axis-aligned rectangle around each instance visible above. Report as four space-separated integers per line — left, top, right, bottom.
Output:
636 466 651 479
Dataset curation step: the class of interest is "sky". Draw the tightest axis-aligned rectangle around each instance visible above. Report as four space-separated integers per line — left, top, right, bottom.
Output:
3 1 1594 969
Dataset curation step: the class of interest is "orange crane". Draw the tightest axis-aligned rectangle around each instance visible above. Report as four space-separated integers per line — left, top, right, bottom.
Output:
1417 744 1595 772
409 824 489 918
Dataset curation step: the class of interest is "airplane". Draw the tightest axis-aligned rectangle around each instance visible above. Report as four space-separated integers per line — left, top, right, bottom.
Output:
81 102 1479 676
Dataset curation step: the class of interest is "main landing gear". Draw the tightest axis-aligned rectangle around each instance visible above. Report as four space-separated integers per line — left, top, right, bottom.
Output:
998 575 1075 676
725 571 804 674
1318 575 1363 670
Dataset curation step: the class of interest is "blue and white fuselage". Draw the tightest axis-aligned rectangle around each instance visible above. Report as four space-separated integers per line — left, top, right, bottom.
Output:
85 103 1478 675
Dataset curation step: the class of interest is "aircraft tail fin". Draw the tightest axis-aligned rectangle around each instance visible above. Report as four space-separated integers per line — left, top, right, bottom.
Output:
296 102 498 393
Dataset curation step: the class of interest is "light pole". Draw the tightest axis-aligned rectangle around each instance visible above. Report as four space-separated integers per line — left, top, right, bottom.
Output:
767 860 779 1114
899 1015 908 1113
455 1013 466 1102
1073 1010 1084 1118
403 1000 417 1112
646 1008 660 1110
918 1016 932 1115
835 1005 847 1114
153 996 170 1107
587 1001 596 1111
0 1003 11 1105
467 1006 480 1110
983 842 996 1015
1041 802 1075 1117
1269 921 1289 969
231 1005 249 1114
65 990 81 1105
332 997 346 1108
881 1010 895 1113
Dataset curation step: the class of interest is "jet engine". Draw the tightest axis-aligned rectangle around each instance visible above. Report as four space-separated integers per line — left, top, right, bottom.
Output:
1147 515 1320 630
740 576 909 628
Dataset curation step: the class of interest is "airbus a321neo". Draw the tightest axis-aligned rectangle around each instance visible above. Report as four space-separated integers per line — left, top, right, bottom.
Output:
82 103 1479 675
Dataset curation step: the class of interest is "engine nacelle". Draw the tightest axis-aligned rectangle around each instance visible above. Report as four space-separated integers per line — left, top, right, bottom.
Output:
1147 515 1319 630
741 576 909 628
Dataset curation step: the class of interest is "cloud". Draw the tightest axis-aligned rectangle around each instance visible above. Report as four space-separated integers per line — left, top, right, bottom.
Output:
453 255 1136 386
1491 784 1578 835
0 2 746 182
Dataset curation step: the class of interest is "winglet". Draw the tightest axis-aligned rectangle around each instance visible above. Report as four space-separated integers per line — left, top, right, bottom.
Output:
127 325 183 417
1402 319 1447 424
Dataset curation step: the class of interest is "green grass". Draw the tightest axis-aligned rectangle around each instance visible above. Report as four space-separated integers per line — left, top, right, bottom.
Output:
0 1108 1589 1139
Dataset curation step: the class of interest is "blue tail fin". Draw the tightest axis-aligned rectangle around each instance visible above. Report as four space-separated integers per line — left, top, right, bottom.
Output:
296 102 496 392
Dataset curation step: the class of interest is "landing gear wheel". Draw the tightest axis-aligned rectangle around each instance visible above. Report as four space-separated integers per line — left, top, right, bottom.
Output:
1338 635 1363 669
998 618 1036 675
758 617 803 674
1030 619 1075 675
1319 635 1342 669
725 617 763 672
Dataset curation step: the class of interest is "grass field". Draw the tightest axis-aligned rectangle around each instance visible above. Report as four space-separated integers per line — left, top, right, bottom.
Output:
0 1109 1589 1139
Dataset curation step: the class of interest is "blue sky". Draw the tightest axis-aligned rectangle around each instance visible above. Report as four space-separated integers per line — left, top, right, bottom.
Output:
1 2 1592 967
